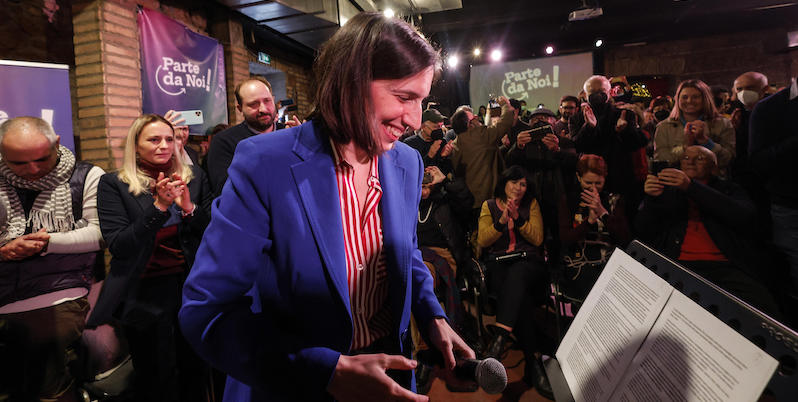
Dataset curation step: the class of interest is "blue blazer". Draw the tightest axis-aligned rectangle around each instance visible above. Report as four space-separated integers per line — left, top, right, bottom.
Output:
179 121 445 401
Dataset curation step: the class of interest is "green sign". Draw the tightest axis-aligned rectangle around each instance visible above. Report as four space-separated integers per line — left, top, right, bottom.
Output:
258 52 271 65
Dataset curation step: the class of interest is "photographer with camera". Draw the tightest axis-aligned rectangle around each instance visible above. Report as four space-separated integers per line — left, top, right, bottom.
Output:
505 106 578 256
635 145 781 317
449 97 515 217
403 109 454 174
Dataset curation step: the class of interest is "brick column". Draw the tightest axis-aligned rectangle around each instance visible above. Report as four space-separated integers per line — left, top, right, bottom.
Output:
72 0 142 170
211 18 251 125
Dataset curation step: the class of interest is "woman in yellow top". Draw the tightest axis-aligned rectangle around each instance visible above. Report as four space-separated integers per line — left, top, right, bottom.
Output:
477 165 552 398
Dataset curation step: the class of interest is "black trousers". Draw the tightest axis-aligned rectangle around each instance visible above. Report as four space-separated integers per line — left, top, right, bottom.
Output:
486 256 549 376
123 274 210 402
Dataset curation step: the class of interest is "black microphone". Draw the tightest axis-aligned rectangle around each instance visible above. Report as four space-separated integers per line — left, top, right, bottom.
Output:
416 349 507 394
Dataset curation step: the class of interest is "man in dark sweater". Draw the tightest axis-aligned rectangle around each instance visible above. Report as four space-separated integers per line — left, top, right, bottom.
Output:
636 145 781 317
206 77 284 196
749 76 798 306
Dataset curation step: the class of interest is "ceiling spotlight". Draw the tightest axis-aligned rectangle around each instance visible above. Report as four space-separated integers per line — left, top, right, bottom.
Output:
447 55 459 68
545 45 555 55
595 39 603 47
383 8 395 18
473 48 481 57
490 49 502 62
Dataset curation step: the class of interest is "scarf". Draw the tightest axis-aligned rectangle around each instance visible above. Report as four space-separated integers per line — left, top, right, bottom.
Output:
138 158 173 182
0 145 76 244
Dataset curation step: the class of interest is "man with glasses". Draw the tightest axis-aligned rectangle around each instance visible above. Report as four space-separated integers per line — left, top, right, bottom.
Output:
554 95 579 138
635 145 781 317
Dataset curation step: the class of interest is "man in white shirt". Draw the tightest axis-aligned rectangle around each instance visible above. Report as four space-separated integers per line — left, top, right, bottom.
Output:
0 116 105 401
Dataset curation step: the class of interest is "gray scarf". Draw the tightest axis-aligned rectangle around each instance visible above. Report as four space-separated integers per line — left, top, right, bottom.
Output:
0 145 76 244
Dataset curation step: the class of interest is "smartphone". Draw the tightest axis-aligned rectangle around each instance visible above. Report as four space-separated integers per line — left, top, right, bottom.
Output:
175 110 204 126
526 121 555 142
651 160 670 175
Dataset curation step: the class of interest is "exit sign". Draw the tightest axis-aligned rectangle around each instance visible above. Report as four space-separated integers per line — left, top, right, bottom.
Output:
258 52 271 65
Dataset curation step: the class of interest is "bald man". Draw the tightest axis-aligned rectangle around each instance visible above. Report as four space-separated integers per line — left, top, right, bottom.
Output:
730 72 769 212
635 145 781 317
0 117 105 400
206 76 285 196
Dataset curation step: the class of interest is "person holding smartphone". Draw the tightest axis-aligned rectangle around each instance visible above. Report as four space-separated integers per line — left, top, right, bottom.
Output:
403 108 453 173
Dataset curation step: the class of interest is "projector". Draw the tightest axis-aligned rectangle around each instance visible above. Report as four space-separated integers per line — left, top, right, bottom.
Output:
568 7 604 21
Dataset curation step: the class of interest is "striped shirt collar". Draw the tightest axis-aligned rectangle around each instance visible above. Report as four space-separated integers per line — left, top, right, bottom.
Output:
329 139 379 180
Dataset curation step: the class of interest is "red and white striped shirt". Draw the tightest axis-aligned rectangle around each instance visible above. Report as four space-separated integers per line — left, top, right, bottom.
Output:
331 141 392 350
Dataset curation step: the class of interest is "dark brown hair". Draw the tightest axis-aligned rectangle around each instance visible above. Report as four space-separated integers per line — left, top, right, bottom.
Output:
234 76 273 106
576 154 608 178
310 12 441 158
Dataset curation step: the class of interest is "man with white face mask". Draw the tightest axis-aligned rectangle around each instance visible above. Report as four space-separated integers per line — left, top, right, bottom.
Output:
730 72 768 199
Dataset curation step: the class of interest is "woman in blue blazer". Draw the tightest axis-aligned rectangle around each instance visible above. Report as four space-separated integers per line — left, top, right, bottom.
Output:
89 114 212 401
179 12 473 402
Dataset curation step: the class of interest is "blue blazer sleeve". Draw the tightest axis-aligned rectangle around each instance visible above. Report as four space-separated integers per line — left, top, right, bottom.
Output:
179 139 340 397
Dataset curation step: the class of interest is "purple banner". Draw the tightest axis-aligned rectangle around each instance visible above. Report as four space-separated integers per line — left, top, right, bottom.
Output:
139 8 227 134
0 60 75 151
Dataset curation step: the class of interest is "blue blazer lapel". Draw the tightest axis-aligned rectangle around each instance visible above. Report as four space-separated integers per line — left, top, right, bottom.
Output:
378 148 411 330
290 124 351 318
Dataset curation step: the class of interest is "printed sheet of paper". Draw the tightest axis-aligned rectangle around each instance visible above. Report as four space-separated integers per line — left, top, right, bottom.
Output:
608 291 778 402
555 248 673 402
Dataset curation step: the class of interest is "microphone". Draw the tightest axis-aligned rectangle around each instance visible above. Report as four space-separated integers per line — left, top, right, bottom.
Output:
416 349 507 394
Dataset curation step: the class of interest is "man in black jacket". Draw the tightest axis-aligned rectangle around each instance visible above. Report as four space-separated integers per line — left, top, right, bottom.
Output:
636 145 781 317
749 76 798 315
571 75 648 221
206 76 284 196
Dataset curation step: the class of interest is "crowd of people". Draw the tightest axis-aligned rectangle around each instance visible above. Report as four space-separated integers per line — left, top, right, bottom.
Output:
1 10 796 402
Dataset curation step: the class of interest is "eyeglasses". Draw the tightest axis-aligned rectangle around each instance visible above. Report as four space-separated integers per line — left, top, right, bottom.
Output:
682 154 708 163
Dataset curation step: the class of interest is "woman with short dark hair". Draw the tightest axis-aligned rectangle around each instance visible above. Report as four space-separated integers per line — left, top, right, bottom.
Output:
179 12 473 402
477 165 552 398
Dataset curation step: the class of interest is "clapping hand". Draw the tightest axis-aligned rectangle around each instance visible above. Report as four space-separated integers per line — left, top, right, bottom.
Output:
153 172 191 212
580 187 607 224
582 103 597 127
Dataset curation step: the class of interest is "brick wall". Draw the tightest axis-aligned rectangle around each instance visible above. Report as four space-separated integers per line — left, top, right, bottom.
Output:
270 58 314 119
604 28 798 92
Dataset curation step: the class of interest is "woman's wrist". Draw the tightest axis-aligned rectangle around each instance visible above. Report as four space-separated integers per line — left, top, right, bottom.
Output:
153 199 170 212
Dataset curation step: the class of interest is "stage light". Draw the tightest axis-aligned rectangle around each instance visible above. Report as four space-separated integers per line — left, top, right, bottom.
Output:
473 48 481 57
383 8 395 18
490 49 502 62
447 55 459 68
595 39 603 47
545 45 555 55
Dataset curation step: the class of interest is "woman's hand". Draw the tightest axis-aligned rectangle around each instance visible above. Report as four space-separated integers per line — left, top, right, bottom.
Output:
581 188 607 224
506 198 520 220
153 172 180 211
171 173 194 214
684 121 708 146
424 166 445 186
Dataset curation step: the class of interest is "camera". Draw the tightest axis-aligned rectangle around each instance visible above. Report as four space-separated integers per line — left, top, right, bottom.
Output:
422 171 433 185
430 128 444 142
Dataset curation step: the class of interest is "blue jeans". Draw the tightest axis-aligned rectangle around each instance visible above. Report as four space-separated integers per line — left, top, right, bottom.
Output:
772 204 798 292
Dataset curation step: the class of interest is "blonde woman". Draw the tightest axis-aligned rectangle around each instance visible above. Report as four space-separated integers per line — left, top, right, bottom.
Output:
88 114 212 401
654 79 735 172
